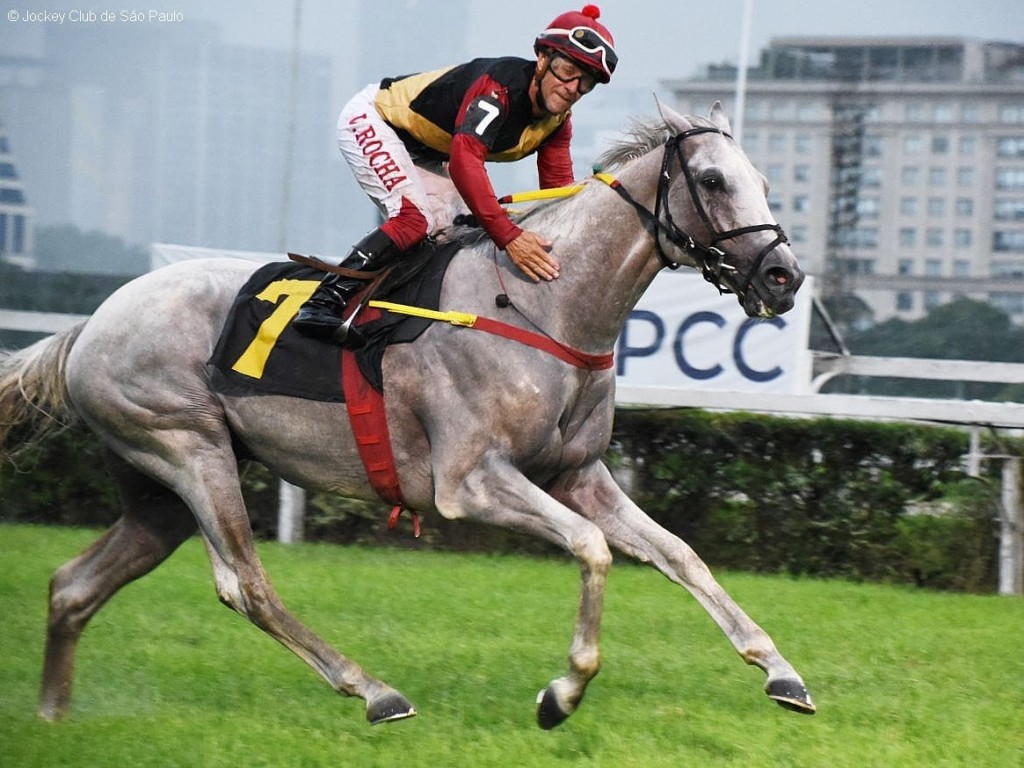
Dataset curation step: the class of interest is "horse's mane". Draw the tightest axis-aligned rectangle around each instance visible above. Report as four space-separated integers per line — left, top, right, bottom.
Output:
595 113 718 171
595 117 670 171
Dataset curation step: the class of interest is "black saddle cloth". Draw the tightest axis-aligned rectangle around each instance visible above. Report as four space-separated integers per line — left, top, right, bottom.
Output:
208 239 461 401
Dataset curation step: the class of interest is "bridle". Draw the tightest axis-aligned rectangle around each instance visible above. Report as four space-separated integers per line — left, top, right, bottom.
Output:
598 126 789 301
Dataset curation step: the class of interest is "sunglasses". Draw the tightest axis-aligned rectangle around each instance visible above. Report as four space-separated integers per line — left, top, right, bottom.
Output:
546 53 599 94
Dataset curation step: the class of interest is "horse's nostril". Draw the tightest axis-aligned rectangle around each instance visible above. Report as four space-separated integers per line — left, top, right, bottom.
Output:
766 267 790 286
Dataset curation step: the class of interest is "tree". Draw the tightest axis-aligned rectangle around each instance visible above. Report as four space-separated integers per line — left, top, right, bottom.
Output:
825 299 1024 400
0 225 144 348
34 225 148 276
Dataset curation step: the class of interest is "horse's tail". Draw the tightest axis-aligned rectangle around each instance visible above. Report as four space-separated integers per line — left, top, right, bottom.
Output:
0 323 86 464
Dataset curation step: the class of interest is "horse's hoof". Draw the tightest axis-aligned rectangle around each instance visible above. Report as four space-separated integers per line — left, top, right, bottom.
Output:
536 686 571 730
36 706 64 723
366 691 417 725
766 679 816 714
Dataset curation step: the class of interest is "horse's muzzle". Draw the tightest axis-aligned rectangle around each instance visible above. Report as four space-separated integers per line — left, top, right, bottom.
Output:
743 249 805 318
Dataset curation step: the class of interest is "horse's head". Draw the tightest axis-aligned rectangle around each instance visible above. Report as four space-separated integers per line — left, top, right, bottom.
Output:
650 100 805 318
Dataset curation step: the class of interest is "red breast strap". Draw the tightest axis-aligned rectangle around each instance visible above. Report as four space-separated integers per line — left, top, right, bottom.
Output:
470 316 614 370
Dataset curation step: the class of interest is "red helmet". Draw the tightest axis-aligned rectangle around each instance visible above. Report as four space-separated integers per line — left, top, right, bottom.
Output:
534 4 618 84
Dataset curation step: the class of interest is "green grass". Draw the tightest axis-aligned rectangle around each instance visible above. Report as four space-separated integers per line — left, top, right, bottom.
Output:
1 524 1022 767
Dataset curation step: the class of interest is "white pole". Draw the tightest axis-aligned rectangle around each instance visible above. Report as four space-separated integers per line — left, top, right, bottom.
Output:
998 457 1022 596
967 426 982 477
279 0 302 248
278 480 306 545
733 0 754 146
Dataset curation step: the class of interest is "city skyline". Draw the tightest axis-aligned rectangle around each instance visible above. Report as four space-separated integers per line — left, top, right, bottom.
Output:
1 1 1022 305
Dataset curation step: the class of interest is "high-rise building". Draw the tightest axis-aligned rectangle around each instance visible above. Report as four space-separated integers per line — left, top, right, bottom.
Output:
663 36 1024 325
0 120 34 268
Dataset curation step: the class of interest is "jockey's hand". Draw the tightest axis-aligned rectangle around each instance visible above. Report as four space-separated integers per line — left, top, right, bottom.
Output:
504 230 560 282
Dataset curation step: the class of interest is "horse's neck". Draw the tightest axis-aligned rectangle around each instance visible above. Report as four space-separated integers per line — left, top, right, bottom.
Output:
516 152 666 353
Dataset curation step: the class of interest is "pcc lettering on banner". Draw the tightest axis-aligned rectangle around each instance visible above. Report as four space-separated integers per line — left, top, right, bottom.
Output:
614 273 813 396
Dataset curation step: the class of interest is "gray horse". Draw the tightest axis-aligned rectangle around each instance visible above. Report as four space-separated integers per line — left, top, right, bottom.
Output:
0 102 813 729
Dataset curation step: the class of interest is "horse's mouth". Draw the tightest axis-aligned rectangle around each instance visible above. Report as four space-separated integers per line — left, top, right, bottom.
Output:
740 262 804 318
741 290 766 318
741 287 794 319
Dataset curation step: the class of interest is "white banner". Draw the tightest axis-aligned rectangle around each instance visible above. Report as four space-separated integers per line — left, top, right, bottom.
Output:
615 271 814 398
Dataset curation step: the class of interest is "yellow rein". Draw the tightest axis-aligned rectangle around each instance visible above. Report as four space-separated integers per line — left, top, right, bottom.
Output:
496 172 616 204
367 300 477 327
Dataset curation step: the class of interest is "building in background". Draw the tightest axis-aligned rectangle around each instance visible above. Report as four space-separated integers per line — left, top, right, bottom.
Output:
7 20 1024 328
664 36 1024 325
0 119 34 268
0 1 488 270
0 19 341 266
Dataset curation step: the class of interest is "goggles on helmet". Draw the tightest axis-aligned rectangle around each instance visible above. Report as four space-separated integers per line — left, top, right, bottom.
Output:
536 24 618 83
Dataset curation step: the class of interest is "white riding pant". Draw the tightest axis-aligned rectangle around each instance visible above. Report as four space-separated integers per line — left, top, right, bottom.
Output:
337 84 464 247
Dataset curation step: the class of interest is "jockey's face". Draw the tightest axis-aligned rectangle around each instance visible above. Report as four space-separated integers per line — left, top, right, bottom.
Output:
532 51 594 117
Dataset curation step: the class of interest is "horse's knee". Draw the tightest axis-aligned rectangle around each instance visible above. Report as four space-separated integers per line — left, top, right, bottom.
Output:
572 525 612 574
46 565 89 637
210 562 282 629
210 559 247 614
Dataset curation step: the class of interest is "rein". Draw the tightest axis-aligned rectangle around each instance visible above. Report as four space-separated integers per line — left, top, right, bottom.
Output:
596 126 789 300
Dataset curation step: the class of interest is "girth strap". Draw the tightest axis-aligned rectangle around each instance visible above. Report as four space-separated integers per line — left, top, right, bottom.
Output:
341 297 610 538
341 309 421 538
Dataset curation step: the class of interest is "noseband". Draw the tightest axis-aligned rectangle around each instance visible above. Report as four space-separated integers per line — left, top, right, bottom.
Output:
599 126 789 300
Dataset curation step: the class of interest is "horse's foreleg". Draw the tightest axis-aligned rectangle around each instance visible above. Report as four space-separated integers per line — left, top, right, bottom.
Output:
178 452 414 725
435 456 612 729
39 456 198 721
550 462 815 714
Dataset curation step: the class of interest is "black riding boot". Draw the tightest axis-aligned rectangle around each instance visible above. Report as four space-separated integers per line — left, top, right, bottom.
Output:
293 229 401 346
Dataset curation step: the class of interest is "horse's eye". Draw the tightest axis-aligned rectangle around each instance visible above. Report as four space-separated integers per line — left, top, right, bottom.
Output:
700 172 724 191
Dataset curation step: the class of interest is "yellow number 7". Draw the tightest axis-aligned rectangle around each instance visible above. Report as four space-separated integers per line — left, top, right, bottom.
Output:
231 278 321 379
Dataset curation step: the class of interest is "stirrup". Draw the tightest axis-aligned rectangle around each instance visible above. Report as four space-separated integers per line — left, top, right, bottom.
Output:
334 299 368 348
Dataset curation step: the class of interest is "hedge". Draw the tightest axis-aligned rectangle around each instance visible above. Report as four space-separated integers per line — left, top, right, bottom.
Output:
609 409 1003 592
0 410 1010 592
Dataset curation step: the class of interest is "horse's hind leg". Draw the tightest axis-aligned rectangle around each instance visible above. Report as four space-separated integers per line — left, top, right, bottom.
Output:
39 454 198 721
173 450 414 725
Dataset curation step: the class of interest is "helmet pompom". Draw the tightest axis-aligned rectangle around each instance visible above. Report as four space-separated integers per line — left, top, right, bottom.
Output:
581 4 601 19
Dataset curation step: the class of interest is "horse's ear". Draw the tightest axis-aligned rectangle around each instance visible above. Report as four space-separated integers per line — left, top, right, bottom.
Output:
654 94 693 135
708 101 733 134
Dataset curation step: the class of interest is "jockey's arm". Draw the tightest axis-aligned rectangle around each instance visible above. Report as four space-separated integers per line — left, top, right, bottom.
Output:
449 135 560 282
449 132 522 249
536 118 575 190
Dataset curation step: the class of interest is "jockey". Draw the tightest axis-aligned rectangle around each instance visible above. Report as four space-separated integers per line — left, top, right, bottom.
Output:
293 4 618 346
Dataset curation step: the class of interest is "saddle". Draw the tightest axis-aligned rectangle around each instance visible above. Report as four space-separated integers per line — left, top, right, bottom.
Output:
208 239 461 401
